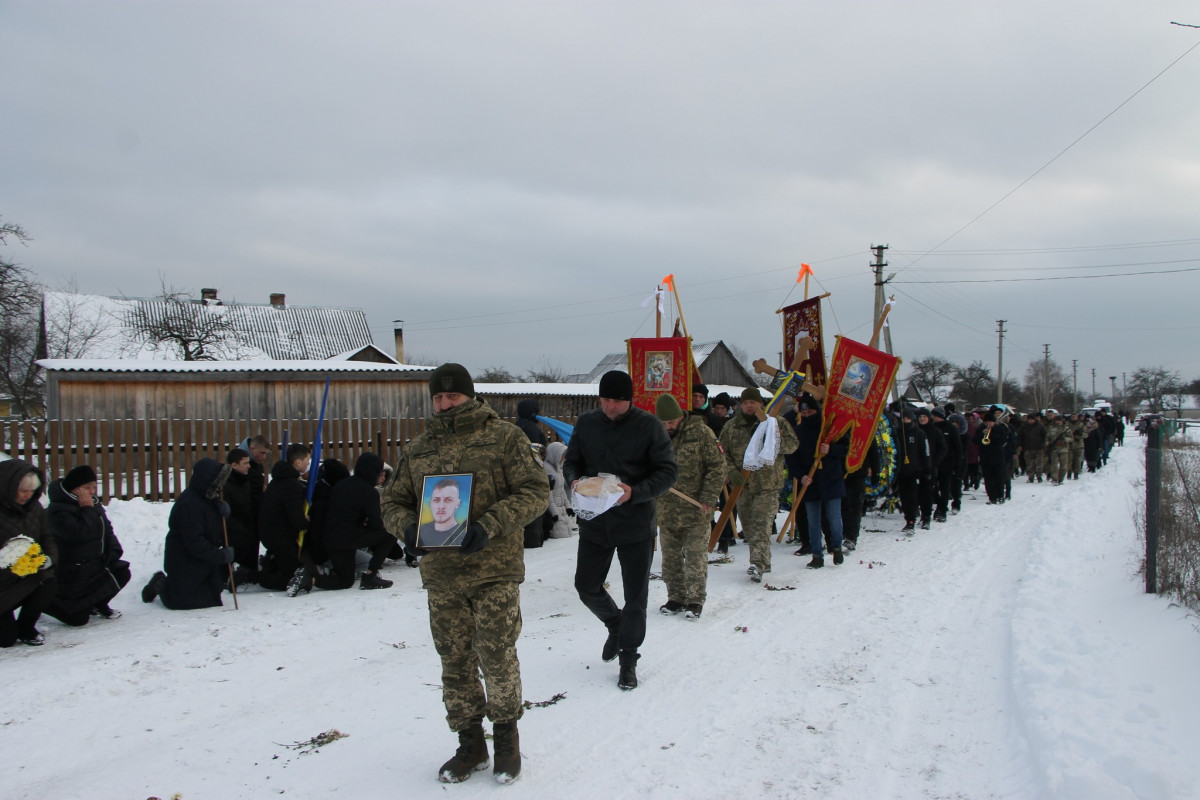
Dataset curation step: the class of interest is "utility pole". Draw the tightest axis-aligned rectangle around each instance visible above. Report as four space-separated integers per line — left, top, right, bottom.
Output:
1091 368 1096 402
1110 375 1118 403
871 243 898 401
1042 344 1051 410
1072 359 1078 412
996 320 1006 404
1123 372 1127 397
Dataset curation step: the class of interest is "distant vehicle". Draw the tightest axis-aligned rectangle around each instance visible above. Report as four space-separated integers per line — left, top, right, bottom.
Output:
1081 407 1100 417
1094 399 1113 412
1136 413 1163 434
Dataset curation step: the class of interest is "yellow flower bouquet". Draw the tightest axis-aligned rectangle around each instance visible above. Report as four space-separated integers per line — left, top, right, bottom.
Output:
0 535 48 577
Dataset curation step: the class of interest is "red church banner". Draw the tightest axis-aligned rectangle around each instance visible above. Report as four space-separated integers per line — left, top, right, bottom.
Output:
820 336 901 472
781 296 826 385
627 337 694 414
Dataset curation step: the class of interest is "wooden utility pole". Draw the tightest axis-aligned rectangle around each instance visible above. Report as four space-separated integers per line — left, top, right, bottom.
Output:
1042 344 1051 409
996 320 1006 404
1072 359 1079 412
871 244 898 401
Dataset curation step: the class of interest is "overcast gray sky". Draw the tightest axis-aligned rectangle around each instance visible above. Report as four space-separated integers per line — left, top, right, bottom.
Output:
4 1 1199 391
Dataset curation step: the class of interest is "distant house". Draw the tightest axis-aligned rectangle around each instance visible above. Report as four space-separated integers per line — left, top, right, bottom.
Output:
41 289 389 363
567 340 758 388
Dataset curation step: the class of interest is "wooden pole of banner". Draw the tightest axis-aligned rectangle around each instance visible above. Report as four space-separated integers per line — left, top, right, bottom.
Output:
669 486 706 510
870 300 893 351
708 475 748 552
671 280 691 340
655 284 662 338
779 478 801 541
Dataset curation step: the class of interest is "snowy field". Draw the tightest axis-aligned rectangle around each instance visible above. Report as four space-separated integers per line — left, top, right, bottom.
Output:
4 438 1199 800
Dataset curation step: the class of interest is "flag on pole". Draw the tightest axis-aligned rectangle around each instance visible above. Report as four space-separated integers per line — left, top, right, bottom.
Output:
819 336 901 472
780 296 826 384
627 337 693 413
796 263 813 282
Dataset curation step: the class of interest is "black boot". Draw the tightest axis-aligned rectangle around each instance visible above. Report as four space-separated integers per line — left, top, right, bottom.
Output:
438 723 489 783
141 571 166 603
618 650 639 690
492 720 521 784
602 616 621 662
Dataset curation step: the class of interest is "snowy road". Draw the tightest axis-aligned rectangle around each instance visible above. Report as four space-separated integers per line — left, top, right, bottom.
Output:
3 439 1198 799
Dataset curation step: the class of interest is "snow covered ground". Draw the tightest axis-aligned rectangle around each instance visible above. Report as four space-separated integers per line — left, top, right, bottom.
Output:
4 438 1198 800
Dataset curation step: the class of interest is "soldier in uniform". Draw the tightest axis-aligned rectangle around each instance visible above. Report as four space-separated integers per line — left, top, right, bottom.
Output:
1016 412 1047 483
381 363 548 785
718 387 799 582
654 394 727 620
1044 410 1071 484
1066 411 1086 480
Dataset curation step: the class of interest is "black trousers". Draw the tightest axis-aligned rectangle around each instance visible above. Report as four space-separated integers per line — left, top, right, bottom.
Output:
842 473 868 542
897 474 919 524
0 577 57 647
574 537 653 655
934 470 954 517
918 475 936 522
314 530 395 590
981 462 1006 502
258 548 302 591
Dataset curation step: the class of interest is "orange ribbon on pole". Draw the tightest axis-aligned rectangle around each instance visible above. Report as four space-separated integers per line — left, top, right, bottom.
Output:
662 273 675 291
796 263 813 282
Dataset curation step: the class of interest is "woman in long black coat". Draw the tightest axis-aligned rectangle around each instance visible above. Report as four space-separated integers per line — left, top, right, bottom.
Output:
45 465 131 625
0 459 56 646
141 458 235 610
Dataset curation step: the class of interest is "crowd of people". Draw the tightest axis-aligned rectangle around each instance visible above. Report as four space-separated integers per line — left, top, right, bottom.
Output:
0 361 1133 786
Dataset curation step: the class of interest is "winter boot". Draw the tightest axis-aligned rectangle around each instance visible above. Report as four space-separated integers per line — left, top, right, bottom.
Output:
901 521 915 535
141 571 166 604
618 650 640 690
359 571 394 590
684 603 703 620
438 723 490 783
747 564 763 583
286 567 313 597
832 549 844 566
659 600 684 615
807 555 824 569
919 518 931 530
602 617 621 662
492 721 521 784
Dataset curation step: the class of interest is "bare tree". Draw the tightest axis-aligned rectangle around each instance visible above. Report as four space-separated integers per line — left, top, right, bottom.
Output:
0 218 46 418
477 366 518 383
44 278 107 358
906 356 959 405
1022 358 1075 412
951 360 996 409
1127 366 1180 413
525 358 567 383
123 278 249 361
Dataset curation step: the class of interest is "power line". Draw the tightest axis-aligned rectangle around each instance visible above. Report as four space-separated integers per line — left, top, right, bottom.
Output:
894 265 1200 284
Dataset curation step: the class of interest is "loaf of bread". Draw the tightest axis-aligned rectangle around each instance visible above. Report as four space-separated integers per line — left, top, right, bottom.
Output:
574 476 611 497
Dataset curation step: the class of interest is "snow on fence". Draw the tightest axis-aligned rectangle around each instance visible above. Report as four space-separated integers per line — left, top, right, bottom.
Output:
2 417 428 503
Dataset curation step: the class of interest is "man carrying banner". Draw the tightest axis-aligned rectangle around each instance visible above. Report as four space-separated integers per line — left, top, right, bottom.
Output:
718 387 798 583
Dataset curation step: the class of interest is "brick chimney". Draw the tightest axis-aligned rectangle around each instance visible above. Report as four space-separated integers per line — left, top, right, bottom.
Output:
393 320 405 363
269 293 286 308
201 288 218 304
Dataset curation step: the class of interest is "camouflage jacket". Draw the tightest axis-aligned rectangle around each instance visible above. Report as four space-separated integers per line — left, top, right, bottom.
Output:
658 414 727 525
381 398 549 589
718 412 799 495
1067 419 1087 448
1044 420 1071 452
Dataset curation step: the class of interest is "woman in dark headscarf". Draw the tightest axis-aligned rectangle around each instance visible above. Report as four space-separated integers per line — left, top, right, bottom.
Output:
0 459 56 646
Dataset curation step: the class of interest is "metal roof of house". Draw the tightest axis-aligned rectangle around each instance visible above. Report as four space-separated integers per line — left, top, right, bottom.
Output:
37 359 428 374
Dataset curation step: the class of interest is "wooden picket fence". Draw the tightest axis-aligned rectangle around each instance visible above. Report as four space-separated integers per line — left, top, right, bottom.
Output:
2 417 427 502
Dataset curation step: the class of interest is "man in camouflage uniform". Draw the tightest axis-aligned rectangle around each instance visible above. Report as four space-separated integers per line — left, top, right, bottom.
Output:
381 363 548 786
718 387 799 583
654 394 728 620
1043 410 1071 485
1066 411 1086 480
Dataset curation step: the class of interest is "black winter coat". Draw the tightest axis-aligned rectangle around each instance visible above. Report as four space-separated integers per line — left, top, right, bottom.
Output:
563 405 677 546
918 420 946 475
161 458 230 610
325 453 391 551
516 399 547 446
258 461 308 554
973 423 1011 467
784 409 848 502
306 459 350 564
0 460 55 614
224 469 255 544
895 421 931 479
934 419 964 477
46 480 129 614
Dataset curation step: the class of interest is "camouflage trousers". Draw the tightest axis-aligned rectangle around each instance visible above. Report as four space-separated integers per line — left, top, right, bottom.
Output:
1047 448 1070 483
739 490 778 574
658 514 711 606
1023 449 1045 478
427 581 523 732
1070 447 1084 477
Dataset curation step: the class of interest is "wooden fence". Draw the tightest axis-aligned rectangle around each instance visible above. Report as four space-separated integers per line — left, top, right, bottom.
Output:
2 417 429 502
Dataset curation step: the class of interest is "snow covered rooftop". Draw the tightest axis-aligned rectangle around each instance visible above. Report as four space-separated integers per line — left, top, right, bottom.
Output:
37 359 428 374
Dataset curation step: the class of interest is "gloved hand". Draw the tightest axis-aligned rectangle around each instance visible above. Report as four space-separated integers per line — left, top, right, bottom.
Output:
728 471 745 488
460 523 489 555
218 546 236 564
403 524 429 557
217 501 231 519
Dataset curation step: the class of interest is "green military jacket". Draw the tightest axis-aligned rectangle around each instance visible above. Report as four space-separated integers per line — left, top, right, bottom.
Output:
1067 418 1086 448
1045 420 1071 452
718 411 799 495
658 414 727 525
381 397 549 589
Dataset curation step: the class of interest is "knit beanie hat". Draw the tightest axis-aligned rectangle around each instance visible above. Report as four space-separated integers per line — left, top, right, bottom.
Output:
655 393 684 421
796 393 820 413
428 363 475 397
63 464 98 492
931 407 947 420
598 370 634 401
712 392 733 407
740 387 764 403
692 383 709 398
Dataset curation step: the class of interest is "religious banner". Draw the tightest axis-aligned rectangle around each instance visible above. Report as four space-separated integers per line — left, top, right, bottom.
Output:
627 337 694 414
820 335 901 472
781 296 826 385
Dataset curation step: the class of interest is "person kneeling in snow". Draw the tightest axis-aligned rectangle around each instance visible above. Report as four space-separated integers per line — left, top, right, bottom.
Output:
141 458 235 610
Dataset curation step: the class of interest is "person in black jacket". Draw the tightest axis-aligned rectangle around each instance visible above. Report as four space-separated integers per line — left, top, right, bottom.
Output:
44 465 130 625
257 444 311 592
841 435 880 552
289 453 395 594
515 399 548 447
974 410 1011 505
141 458 235 610
300 457 350 575
895 407 930 534
690 383 723 435
915 409 945 530
930 408 962 523
223 449 259 586
787 395 848 569
563 370 677 691
1 460 56 647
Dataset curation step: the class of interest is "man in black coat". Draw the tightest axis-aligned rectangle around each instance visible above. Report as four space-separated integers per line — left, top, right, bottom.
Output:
915 409 945 530
563 370 677 691
141 458 235 610
930 408 963 523
223 448 259 585
45 465 130 624
257 444 311 592
974 410 1011 504
895 407 931 534
515 399 547 447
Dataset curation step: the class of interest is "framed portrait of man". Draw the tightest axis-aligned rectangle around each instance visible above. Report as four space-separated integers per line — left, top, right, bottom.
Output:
417 473 474 549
